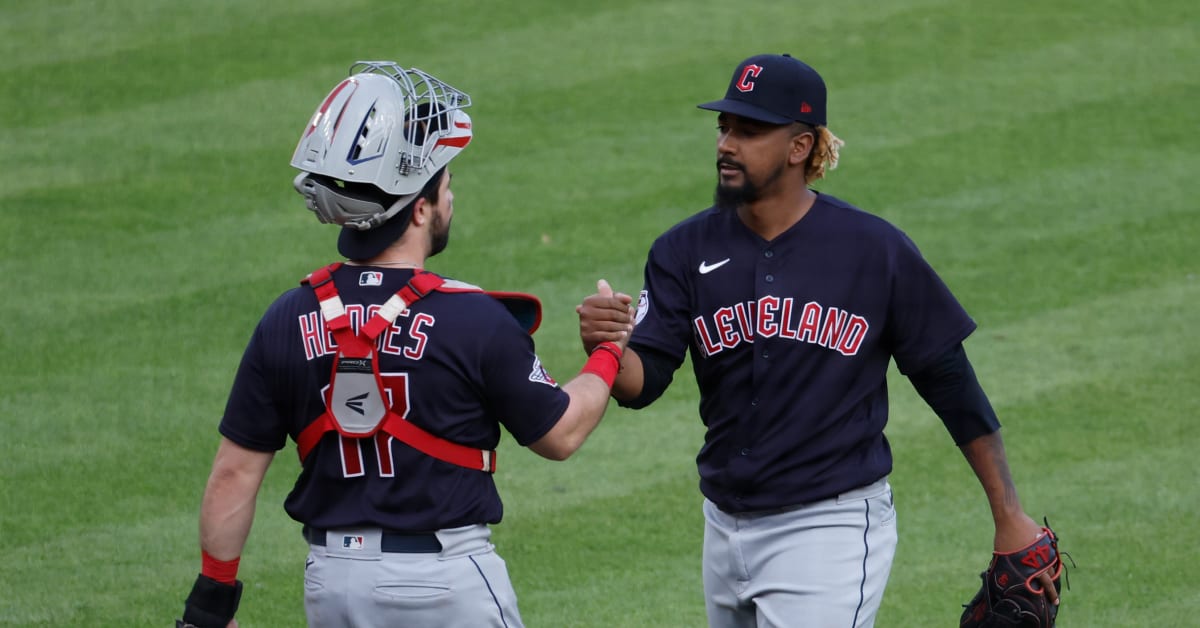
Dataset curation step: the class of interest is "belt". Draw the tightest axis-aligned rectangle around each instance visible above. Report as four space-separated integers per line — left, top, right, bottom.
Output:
303 526 443 553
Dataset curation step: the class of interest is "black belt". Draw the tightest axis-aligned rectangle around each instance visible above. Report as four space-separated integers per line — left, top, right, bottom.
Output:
303 526 442 553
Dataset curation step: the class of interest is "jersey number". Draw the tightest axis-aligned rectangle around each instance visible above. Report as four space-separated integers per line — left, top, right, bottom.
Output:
336 372 409 478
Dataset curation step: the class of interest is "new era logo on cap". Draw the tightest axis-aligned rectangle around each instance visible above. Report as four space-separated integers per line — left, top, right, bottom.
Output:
698 53 828 127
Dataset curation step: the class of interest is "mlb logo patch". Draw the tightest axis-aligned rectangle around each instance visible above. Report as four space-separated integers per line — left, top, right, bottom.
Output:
359 271 384 287
342 535 365 550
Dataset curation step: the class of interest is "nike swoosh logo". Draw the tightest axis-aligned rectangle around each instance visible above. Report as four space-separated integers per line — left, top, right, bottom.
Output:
698 259 731 274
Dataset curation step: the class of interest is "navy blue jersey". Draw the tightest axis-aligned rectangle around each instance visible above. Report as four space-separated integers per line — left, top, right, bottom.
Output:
631 193 975 512
219 265 569 531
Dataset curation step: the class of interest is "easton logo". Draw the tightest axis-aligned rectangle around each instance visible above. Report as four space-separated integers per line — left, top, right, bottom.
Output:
345 392 370 415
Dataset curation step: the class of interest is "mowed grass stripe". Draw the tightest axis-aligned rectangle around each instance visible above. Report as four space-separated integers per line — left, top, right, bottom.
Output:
1 466 707 625
818 0 1192 84
3 2 1188 202
948 205 1195 323
493 395 702 507
3 0 921 131
970 276 1197 410
452 17 1197 178
884 341 1198 625
2 1 1180 286
0 480 305 624
828 60 1197 215
0 0 372 72
884 275 1199 435
0 208 316 333
496 470 708 628
0 0 985 199
0 76 323 200
837 19 1196 149
0 0 646 126
890 144 1196 234
0 515 197 624
440 0 956 100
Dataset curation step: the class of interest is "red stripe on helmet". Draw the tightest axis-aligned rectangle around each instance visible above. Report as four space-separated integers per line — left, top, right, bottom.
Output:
305 78 355 138
436 135 471 148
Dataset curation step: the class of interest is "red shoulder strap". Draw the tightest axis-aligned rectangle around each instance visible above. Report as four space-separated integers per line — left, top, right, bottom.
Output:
296 265 494 473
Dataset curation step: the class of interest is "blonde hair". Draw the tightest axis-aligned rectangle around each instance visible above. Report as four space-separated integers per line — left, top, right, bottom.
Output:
806 126 844 183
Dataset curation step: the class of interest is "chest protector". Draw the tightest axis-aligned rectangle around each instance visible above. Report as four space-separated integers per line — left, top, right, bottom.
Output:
295 263 536 473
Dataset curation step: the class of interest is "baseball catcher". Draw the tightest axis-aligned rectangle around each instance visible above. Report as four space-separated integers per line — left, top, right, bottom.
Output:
961 523 1067 627
176 58 636 627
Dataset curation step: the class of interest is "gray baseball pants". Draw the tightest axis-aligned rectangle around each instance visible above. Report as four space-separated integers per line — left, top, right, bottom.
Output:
303 524 523 628
702 477 898 628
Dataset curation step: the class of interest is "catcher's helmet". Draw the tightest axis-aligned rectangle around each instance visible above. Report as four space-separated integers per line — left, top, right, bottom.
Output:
291 61 473 231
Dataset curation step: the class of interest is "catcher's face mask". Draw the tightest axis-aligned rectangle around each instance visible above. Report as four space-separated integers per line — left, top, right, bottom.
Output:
290 61 472 230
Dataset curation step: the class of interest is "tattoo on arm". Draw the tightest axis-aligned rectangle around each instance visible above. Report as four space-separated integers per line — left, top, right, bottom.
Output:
962 431 1021 517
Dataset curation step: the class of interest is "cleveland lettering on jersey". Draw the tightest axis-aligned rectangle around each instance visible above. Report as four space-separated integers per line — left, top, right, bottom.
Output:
298 304 435 361
692 295 869 357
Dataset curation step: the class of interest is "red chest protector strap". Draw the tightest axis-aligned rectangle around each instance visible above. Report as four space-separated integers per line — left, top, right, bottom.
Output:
295 263 496 473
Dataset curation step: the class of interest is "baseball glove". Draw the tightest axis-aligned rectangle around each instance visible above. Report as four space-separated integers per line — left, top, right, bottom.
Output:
960 523 1065 627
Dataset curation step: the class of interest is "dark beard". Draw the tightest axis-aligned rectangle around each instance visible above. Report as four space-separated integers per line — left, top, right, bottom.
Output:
714 162 784 209
429 212 450 257
715 180 758 209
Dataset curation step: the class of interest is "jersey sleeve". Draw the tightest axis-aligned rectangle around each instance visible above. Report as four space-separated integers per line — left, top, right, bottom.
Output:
218 320 290 452
885 231 977 375
476 300 570 447
627 234 693 368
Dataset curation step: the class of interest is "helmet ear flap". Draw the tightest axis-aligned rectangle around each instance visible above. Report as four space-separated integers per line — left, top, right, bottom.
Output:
293 173 411 229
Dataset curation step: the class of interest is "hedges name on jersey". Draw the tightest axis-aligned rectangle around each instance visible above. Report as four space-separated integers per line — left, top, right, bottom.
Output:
219 265 569 532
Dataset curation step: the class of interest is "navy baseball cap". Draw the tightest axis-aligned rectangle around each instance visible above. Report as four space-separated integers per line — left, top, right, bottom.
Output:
698 54 827 126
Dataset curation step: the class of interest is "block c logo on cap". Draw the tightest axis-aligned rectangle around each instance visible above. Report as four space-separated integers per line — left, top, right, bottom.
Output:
735 64 763 92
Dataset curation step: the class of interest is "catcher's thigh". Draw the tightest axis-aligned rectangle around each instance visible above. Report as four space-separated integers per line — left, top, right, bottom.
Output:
703 478 898 628
303 525 524 628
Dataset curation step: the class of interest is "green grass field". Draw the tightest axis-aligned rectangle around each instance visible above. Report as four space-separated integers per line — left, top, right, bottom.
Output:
2 0 1197 625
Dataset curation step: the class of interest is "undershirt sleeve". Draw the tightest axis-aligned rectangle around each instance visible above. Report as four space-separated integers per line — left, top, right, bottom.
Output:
907 342 1002 446
617 343 682 410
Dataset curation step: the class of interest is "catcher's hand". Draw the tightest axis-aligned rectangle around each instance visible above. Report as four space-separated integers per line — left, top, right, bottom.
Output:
961 523 1065 627
179 574 241 628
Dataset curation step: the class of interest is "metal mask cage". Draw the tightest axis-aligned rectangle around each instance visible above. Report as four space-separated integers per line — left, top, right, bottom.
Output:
349 61 472 176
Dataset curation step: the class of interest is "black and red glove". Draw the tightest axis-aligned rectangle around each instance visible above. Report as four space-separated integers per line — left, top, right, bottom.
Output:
960 524 1065 627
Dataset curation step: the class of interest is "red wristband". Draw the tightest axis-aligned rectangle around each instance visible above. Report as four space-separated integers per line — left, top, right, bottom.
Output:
202 549 241 585
580 342 622 388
